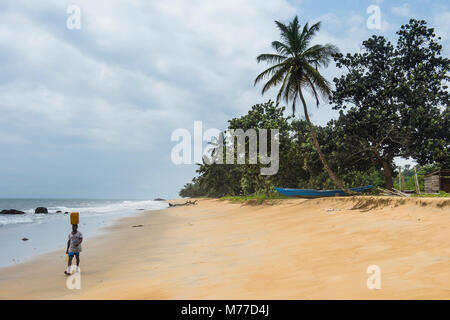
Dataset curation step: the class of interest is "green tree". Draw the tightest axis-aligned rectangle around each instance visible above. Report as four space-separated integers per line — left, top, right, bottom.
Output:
179 100 386 197
254 16 348 191
180 101 294 197
332 19 449 188
227 100 299 193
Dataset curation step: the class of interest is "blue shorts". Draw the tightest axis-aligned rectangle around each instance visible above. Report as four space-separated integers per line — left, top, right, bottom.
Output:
68 252 80 257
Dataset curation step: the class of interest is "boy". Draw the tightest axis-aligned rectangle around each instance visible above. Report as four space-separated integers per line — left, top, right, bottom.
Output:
65 224 83 275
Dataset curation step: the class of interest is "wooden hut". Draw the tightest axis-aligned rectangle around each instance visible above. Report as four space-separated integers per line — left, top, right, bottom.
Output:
424 169 450 193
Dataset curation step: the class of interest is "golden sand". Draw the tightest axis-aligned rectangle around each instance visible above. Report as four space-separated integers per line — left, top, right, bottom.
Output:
0 197 449 299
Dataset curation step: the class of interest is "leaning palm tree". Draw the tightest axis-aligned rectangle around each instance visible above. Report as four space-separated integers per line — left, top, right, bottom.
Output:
255 16 349 192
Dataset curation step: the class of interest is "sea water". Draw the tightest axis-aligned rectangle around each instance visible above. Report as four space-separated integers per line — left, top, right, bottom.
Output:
0 199 168 268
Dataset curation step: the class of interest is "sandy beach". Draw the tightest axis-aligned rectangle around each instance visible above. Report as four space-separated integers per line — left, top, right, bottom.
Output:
0 196 449 300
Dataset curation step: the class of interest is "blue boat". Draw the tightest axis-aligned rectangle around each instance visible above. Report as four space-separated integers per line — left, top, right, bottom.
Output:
275 185 373 198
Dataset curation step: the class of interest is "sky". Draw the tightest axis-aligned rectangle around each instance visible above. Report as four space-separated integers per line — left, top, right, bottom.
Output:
0 0 449 199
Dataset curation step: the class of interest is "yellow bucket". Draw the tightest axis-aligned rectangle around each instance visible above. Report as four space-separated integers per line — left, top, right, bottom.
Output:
70 212 79 225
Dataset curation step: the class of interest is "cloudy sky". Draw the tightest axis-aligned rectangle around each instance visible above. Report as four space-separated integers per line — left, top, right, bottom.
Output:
0 0 448 199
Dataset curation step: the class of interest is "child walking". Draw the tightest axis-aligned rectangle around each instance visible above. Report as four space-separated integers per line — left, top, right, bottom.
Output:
65 224 83 275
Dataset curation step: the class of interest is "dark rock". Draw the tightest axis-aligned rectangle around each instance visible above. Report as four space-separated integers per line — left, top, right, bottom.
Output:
153 198 166 201
64 212 69 214
1 209 25 215
56 210 62 213
132 225 143 228
22 238 29 241
35 207 48 214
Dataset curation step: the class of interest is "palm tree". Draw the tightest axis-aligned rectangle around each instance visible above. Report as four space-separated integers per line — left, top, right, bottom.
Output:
255 16 349 192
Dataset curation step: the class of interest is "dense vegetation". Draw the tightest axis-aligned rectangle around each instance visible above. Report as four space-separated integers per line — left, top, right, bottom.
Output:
179 19 449 198
332 19 449 188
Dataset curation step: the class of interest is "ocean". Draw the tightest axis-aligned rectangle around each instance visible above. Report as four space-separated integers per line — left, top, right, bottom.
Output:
0 199 168 268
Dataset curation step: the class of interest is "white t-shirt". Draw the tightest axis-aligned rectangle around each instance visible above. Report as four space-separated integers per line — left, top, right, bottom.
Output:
68 231 83 253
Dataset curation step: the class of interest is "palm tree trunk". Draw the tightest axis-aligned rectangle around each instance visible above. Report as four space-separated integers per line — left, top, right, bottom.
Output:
298 90 354 194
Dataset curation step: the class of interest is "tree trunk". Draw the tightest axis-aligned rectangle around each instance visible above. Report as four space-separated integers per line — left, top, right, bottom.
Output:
373 150 394 190
298 90 354 194
380 159 394 189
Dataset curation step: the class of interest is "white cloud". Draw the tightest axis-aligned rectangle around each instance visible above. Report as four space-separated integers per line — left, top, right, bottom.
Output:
314 13 342 26
0 0 298 152
0 0 386 152
433 11 450 41
346 13 366 33
392 3 412 17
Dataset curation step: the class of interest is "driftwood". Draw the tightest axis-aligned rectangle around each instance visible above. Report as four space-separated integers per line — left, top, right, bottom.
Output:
168 200 198 207
392 188 411 197
376 187 410 197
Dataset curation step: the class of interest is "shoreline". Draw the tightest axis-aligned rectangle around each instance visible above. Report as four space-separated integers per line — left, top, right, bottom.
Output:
0 197 449 299
0 200 168 268
0 203 178 299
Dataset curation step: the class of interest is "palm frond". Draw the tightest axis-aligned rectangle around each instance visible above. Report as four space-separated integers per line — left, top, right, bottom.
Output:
298 21 321 52
255 16 338 115
303 63 332 99
282 72 299 105
276 66 293 103
271 41 292 56
261 64 291 95
254 62 286 85
274 20 292 46
256 53 287 64
303 44 339 67
305 76 321 107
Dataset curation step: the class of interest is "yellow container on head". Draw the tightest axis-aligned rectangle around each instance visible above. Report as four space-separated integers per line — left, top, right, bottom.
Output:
70 212 79 225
